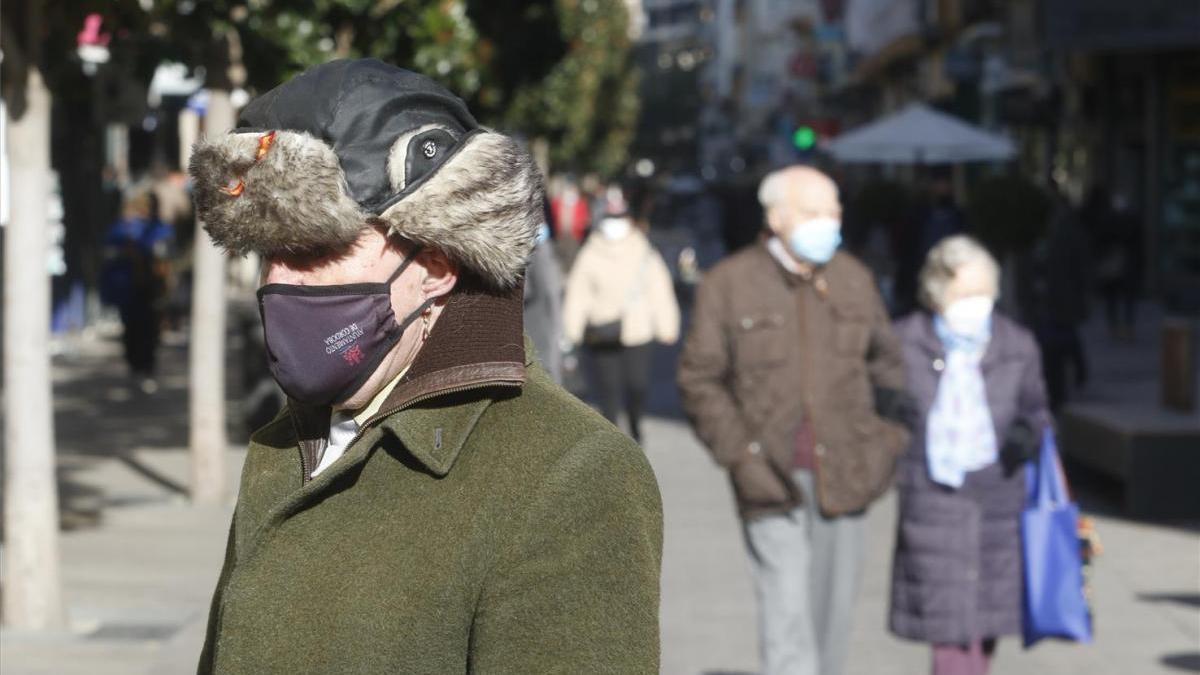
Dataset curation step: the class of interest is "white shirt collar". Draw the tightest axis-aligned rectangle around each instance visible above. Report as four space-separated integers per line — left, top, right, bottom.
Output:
766 236 804 275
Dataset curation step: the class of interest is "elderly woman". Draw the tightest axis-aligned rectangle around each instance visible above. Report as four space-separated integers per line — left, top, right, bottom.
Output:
889 235 1051 675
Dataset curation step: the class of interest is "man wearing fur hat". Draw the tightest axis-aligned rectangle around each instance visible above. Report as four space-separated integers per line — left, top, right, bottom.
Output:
189 59 662 673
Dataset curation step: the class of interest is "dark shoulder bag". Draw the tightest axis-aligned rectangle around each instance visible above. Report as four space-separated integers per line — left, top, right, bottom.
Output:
583 251 651 348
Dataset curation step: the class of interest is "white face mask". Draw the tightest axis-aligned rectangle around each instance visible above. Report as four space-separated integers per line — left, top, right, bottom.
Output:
599 217 631 240
941 296 995 338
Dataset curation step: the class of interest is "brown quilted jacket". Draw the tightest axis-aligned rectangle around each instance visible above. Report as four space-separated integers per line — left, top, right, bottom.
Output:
678 242 910 518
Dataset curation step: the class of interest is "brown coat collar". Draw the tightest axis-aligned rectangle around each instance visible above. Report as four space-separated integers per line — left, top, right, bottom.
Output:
381 280 527 409
756 240 833 297
289 281 528 478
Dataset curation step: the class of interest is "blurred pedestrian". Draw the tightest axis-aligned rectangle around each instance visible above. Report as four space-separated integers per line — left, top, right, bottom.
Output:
1082 186 1143 341
100 189 173 392
563 186 680 443
550 176 590 267
1025 188 1090 410
889 235 1051 675
150 167 193 332
677 166 912 675
524 199 565 383
188 59 662 673
150 164 193 228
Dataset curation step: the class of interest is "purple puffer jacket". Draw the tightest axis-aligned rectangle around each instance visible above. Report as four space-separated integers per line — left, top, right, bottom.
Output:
888 312 1051 645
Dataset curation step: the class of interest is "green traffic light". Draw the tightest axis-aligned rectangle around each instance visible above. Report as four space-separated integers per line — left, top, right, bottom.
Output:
792 126 816 150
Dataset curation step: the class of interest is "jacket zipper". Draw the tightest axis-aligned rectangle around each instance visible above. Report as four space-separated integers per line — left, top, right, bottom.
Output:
300 378 523 484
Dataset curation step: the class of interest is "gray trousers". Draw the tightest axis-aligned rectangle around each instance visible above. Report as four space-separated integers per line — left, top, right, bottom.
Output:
743 470 865 675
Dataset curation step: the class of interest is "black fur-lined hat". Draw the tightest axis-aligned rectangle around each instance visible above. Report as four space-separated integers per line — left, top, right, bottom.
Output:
189 59 543 290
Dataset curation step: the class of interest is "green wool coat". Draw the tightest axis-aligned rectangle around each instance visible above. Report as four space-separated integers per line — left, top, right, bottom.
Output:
198 350 663 673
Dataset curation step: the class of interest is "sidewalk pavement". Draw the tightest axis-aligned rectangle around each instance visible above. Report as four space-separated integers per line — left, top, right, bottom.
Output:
649 415 1200 674
1 330 245 675
3 331 1198 674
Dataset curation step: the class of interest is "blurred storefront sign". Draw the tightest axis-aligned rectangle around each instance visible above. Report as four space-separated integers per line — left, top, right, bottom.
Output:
1043 0 1200 51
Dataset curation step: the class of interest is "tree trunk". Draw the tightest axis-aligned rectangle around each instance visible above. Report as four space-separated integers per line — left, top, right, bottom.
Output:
2 67 66 630
188 90 232 504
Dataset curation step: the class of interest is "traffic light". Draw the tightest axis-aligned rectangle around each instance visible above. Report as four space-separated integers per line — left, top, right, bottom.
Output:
792 125 817 152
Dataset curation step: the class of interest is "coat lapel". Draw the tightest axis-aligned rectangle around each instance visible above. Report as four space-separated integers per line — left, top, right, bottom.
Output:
379 392 497 477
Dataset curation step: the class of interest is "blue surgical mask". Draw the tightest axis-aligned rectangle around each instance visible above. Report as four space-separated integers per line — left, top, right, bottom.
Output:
787 217 842 264
940 296 994 343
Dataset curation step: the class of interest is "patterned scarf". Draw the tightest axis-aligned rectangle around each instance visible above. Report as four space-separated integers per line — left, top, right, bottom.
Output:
925 316 998 488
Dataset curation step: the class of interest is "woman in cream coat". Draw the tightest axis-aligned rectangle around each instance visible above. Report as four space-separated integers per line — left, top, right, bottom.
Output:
563 189 680 443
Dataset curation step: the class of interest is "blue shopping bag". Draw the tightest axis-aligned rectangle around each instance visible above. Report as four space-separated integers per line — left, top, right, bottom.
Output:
1021 429 1093 646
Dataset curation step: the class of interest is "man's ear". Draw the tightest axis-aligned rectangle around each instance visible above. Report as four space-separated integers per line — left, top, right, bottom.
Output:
416 248 459 300
764 207 785 236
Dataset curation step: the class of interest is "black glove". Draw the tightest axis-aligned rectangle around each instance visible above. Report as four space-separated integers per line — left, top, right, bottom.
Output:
1000 418 1040 476
874 387 920 432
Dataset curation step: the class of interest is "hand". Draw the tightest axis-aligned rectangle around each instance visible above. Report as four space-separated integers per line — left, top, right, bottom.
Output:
874 387 920 432
1000 418 1039 475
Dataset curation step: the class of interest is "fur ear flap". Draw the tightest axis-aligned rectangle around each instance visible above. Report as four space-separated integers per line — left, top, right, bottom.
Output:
378 131 543 290
189 131 367 257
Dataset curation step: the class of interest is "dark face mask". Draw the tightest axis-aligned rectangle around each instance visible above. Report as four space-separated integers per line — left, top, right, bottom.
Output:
256 252 435 407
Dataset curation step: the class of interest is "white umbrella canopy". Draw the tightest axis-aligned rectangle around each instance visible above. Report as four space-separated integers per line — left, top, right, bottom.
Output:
826 102 1016 164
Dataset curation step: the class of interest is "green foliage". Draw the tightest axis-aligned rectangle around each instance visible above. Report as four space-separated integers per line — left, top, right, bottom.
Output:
966 175 1052 254
233 0 484 99
409 2 484 97
169 0 638 177
6 0 638 178
491 0 639 177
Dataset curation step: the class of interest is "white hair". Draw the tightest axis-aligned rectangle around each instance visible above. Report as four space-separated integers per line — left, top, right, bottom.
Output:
918 235 1000 311
757 169 788 210
757 165 838 213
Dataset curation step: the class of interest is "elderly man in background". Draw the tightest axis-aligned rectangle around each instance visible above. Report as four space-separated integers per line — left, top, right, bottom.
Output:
678 165 913 675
